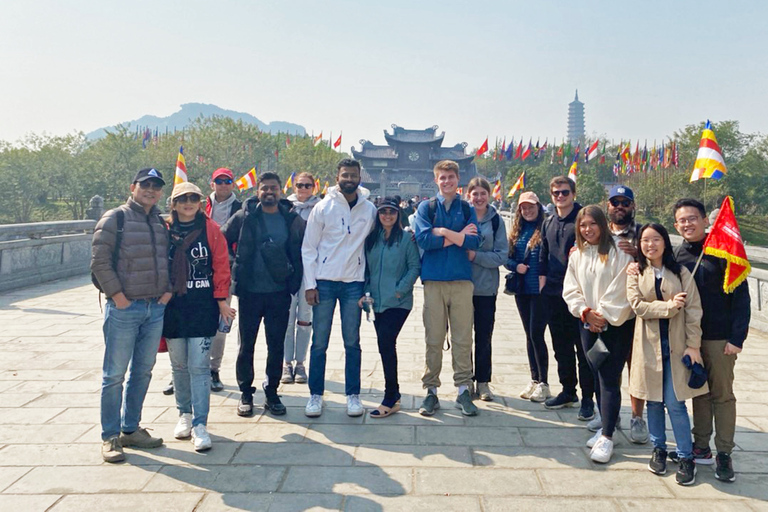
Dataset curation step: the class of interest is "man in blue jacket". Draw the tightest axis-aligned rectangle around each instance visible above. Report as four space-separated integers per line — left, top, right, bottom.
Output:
414 160 482 416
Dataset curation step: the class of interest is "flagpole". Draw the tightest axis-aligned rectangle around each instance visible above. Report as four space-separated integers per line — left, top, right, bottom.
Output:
690 250 705 277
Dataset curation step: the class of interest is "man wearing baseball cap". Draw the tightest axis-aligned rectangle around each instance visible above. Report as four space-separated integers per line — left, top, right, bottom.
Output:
91 168 172 463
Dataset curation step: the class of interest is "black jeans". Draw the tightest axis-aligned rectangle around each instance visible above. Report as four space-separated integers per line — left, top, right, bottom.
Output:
372 307 410 403
472 295 497 383
543 293 594 400
579 319 635 437
515 294 548 383
236 290 291 399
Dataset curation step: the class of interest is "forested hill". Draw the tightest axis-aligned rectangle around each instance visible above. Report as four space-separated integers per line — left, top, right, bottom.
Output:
85 103 306 140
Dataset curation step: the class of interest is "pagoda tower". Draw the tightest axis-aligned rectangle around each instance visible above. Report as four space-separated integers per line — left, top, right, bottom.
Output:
567 90 585 145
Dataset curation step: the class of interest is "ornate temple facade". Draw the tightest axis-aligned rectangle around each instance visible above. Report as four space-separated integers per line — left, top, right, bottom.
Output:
351 125 477 198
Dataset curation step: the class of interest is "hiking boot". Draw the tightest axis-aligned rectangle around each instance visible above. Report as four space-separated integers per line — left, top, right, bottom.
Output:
305 394 323 417
210 371 224 392
544 391 579 410
163 379 174 396
264 394 286 416
692 445 714 465
293 363 308 384
454 389 479 416
174 413 193 439
520 380 538 400
101 436 125 463
648 447 668 475
419 391 440 416
629 416 649 444
529 382 551 403
578 398 595 421
191 424 212 452
346 394 364 417
715 452 735 482
237 394 254 417
281 363 294 384
476 382 494 402
119 427 163 449
677 457 697 485
590 436 614 463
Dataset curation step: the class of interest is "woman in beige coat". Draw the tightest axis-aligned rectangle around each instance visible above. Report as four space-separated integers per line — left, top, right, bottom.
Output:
627 223 708 486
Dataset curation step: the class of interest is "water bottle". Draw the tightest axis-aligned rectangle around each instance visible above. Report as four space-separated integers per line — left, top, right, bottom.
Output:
218 314 232 333
363 292 375 323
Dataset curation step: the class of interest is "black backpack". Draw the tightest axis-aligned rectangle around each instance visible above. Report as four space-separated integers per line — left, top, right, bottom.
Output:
427 197 499 236
91 209 125 292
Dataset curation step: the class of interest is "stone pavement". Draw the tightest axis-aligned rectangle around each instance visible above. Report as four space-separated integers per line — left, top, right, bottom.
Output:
1 275 767 511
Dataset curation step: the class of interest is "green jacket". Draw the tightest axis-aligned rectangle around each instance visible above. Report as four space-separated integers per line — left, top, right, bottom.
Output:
364 230 421 313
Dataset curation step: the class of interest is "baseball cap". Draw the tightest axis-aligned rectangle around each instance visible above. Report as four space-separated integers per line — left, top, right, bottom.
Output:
377 197 400 211
212 168 234 180
133 168 165 185
518 191 540 206
171 182 204 201
608 185 634 201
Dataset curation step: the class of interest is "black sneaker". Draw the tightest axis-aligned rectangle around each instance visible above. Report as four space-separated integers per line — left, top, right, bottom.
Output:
577 398 595 421
163 379 174 396
676 458 697 486
264 394 287 416
715 452 735 482
237 394 254 417
210 371 224 392
419 392 440 416
668 451 681 464
648 447 668 475
692 445 714 465
544 391 579 410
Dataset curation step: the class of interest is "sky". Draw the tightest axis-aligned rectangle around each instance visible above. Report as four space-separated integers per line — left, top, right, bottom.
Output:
2 0 767 153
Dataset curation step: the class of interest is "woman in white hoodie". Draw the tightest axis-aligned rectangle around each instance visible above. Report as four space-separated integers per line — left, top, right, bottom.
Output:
563 205 634 464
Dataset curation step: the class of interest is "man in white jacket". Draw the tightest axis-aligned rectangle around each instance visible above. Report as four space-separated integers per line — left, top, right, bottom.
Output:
302 159 377 417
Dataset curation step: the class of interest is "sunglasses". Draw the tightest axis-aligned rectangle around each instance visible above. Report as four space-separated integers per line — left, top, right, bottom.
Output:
138 181 164 191
174 194 201 204
609 198 632 208
551 189 571 197
214 178 233 185
379 208 398 216
295 183 314 189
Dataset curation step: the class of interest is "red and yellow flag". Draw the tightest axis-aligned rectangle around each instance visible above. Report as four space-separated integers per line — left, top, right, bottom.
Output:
313 132 323 146
333 133 342 149
174 146 187 185
703 196 751 293
690 120 727 182
235 167 258 191
313 178 321 195
492 180 502 201
507 171 526 198
476 138 489 156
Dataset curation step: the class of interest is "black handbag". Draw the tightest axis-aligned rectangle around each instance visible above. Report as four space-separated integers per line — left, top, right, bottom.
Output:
586 337 610 369
503 245 532 296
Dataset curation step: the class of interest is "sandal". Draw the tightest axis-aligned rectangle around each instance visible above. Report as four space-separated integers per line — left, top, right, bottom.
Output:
369 401 401 418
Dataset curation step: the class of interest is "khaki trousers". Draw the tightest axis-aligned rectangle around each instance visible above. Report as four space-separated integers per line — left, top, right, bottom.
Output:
422 280 474 389
692 339 737 454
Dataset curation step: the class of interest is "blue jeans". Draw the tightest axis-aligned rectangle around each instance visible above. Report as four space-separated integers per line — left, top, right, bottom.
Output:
308 280 363 396
100 298 166 440
647 344 694 459
167 337 211 427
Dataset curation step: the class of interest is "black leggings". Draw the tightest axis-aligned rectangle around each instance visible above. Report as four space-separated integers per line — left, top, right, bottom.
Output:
579 319 635 437
472 295 497 383
515 294 548 383
372 308 410 403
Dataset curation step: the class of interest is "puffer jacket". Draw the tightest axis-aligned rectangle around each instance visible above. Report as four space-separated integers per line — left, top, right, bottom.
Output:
470 205 509 296
286 193 321 222
91 197 171 299
302 186 377 289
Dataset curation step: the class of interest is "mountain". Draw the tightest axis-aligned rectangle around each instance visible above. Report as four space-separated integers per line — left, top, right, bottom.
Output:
85 103 306 139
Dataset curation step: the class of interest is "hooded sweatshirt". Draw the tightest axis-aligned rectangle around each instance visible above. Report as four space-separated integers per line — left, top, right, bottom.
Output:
470 205 509 296
286 193 321 222
539 203 582 296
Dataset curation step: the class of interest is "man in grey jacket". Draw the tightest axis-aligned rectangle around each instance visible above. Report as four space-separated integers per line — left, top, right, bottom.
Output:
91 168 172 463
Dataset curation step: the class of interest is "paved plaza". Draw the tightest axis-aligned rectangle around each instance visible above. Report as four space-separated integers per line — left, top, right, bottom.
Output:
0 275 767 511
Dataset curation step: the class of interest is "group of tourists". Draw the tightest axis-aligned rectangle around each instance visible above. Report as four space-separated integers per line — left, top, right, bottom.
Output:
91 158 749 488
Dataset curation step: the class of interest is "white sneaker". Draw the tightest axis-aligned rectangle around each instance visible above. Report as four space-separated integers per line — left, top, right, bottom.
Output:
519 380 538 399
590 436 614 463
346 394 364 417
305 394 323 417
191 424 212 452
529 382 551 403
174 413 193 439
587 428 603 448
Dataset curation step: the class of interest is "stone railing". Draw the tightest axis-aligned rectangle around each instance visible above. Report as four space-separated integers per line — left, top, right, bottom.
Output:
0 220 95 292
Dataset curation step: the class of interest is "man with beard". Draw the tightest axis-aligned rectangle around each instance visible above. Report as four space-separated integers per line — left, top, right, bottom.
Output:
302 159 377 418
221 172 305 417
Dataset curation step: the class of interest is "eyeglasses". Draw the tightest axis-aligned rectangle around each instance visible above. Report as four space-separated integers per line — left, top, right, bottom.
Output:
379 208 398 216
214 178 233 185
138 181 164 191
295 183 313 189
174 194 201 204
609 198 632 208
675 216 701 226
551 189 571 197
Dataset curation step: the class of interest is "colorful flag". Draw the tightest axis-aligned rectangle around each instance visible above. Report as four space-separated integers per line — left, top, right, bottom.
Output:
672 141 679 168
313 132 323 146
504 137 514 160
476 137 489 156
702 196 751 292
599 141 607 165
322 181 329 195
568 152 578 182
586 139 599 163
457 187 464 197
334 133 342 149
313 178 320 195
521 139 532 161
174 146 187 185
283 172 295 193
507 171 526 197
515 139 523 159
533 139 540 159
235 167 258 191
499 138 506 161
492 180 502 201
690 120 727 181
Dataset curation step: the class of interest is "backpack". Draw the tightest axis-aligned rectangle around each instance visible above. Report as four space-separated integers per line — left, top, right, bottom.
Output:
91 209 125 292
427 197 499 237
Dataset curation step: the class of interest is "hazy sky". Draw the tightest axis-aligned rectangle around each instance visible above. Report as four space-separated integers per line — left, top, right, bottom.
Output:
2 0 766 153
